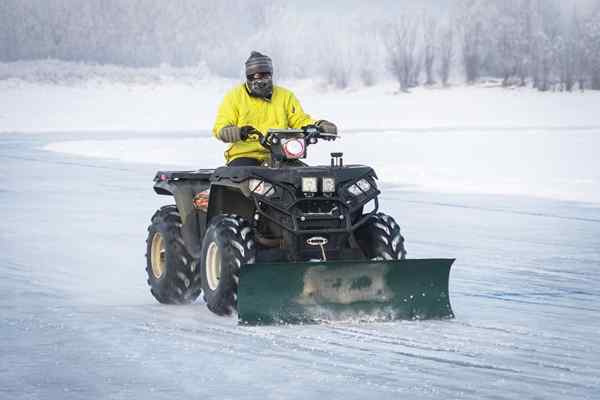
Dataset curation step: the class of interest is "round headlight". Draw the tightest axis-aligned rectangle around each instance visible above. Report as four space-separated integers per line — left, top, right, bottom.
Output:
282 138 305 159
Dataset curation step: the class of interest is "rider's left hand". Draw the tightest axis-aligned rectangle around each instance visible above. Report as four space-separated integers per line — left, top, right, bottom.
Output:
316 119 337 140
316 120 337 136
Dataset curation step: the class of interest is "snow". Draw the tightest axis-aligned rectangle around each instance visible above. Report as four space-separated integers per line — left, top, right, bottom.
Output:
2 72 600 133
41 128 600 205
2 134 599 399
2 65 600 398
3 69 599 204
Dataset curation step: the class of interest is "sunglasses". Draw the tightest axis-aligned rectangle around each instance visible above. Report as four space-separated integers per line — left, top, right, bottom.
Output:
247 72 272 81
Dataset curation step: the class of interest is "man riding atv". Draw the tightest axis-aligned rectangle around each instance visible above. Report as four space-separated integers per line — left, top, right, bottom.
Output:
143 51 454 324
213 51 338 166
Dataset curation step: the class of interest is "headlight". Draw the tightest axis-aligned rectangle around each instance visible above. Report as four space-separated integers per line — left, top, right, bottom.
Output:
302 177 318 193
282 138 305 159
248 179 275 197
347 179 371 196
322 177 336 193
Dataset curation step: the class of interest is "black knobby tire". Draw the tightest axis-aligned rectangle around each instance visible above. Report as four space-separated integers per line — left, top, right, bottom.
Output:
200 214 256 316
356 212 407 260
145 205 202 304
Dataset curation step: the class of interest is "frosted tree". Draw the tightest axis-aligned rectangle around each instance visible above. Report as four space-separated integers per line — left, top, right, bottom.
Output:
491 0 532 86
384 15 419 92
357 29 383 87
556 7 585 92
456 0 487 83
321 33 353 89
410 48 424 87
0 0 43 61
570 9 589 90
423 14 437 85
515 0 535 86
494 1 519 85
356 23 386 87
438 21 454 86
583 7 600 90
2 0 600 91
529 0 562 91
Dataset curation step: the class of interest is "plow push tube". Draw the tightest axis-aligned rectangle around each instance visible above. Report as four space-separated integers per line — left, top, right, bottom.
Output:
237 258 454 325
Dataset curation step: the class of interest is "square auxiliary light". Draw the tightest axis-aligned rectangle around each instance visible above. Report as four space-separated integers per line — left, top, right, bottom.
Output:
301 177 318 193
322 177 335 193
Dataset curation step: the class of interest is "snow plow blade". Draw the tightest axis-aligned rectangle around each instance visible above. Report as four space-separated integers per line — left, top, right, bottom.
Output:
237 259 454 325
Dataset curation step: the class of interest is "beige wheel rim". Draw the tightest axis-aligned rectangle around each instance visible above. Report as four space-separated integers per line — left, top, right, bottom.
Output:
150 232 166 279
206 242 221 291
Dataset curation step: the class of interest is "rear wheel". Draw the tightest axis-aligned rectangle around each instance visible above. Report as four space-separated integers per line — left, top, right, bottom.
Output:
145 205 202 304
200 215 256 316
356 212 407 260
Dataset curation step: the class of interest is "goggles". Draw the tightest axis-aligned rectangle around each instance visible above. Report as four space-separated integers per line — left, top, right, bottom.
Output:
247 72 272 81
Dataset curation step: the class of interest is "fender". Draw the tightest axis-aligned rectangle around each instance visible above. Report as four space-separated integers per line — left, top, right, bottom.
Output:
153 177 209 259
206 183 255 225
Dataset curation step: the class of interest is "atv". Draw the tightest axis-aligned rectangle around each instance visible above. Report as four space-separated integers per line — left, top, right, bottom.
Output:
145 126 454 324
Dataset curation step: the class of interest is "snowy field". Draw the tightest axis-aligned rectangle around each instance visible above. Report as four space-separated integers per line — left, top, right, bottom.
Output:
2 77 600 399
2 75 600 133
3 75 600 204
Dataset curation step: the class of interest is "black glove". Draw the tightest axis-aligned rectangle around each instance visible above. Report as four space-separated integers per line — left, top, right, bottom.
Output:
239 125 256 140
218 125 242 143
316 120 338 135
301 124 320 137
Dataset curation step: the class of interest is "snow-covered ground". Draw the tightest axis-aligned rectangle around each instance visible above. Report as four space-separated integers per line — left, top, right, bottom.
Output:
2 132 599 399
2 74 600 133
2 66 600 399
3 73 598 204
41 128 600 204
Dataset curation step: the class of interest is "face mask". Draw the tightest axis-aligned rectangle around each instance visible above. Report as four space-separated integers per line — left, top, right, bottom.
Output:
248 77 273 99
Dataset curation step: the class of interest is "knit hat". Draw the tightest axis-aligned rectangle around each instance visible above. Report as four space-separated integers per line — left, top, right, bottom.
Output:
245 51 273 77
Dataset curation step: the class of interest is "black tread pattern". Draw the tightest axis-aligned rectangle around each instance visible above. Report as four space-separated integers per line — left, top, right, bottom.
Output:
356 212 407 260
145 205 202 304
201 214 255 316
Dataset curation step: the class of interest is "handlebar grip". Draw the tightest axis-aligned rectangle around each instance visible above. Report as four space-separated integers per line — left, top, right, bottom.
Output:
319 132 338 141
240 126 262 141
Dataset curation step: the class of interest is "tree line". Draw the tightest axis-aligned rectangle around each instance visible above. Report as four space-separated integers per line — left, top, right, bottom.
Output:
1 0 599 91
385 0 600 91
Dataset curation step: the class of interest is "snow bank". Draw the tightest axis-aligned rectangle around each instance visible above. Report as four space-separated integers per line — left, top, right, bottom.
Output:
2 64 600 133
3 61 600 203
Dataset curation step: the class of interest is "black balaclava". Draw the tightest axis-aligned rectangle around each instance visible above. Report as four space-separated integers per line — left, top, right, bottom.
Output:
245 51 273 99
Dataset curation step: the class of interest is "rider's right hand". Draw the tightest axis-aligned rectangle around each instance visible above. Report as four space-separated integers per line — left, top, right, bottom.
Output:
218 125 243 143
218 125 258 142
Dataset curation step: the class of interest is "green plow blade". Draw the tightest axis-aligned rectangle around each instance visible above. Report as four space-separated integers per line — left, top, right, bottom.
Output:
237 259 455 325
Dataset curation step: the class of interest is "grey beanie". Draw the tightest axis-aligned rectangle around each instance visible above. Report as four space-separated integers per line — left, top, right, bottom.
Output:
245 51 273 76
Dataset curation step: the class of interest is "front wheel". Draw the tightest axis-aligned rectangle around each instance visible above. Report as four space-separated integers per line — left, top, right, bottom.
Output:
200 215 256 316
356 212 407 260
145 205 202 304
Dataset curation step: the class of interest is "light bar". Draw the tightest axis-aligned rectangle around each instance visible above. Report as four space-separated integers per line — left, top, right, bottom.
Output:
301 177 318 193
322 177 335 193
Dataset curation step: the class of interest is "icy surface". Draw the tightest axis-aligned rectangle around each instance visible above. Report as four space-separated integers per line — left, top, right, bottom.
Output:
2 73 600 398
2 133 600 399
44 128 600 204
4 76 600 201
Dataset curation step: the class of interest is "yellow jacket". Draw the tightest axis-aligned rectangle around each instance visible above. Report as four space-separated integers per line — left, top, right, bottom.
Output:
212 83 316 162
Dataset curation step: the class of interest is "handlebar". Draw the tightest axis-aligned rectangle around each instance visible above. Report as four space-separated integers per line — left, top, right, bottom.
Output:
241 126 338 150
